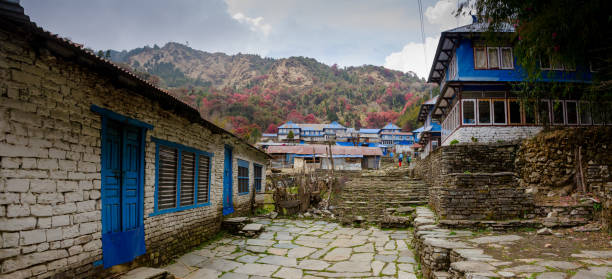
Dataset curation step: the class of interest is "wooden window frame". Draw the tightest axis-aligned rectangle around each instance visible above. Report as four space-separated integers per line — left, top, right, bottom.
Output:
506 99 523 125
237 159 250 195
578 101 592 125
151 138 213 216
500 47 514 69
487 47 501 69
473 47 488 69
552 100 566 125
565 100 579 125
492 98 507 125
477 99 492 125
538 100 552 125
462 99 477 125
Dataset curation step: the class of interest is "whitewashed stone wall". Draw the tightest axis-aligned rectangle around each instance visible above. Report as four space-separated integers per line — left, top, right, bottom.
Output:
442 126 543 146
0 26 267 278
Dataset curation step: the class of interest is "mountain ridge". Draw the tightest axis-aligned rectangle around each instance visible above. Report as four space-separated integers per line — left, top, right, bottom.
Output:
104 42 434 143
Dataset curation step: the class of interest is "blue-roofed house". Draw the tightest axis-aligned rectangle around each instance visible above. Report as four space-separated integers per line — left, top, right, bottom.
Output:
427 19 602 146
417 96 441 158
379 123 402 134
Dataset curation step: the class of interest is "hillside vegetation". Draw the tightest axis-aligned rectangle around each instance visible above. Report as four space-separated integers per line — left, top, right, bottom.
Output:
106 42 435 143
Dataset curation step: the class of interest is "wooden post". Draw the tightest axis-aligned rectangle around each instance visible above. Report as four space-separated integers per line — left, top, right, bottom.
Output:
325 139 335 209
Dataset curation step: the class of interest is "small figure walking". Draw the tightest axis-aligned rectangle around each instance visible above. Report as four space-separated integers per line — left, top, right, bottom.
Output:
398 153 403 167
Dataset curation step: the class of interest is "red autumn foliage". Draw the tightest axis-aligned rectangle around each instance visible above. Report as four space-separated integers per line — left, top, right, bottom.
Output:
265 123 279 133
365 111 400 128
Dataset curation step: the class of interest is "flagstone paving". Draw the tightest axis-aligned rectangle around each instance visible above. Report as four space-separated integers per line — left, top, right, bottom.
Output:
163 218 417 278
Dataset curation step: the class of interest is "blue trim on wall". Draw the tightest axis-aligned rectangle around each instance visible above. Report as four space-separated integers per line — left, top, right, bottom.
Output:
237 159 249 195
91 105 154 130
253 163 263 193
97 110 147 268
150 137 213 217
453 39 592 84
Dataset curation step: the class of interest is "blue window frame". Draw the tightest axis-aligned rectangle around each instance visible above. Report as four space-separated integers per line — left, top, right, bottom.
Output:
254 164 263 193
151 137 213 216
237 159 249 195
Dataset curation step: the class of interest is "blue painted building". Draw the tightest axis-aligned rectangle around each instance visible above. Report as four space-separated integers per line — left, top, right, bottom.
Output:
416 97 441 158
427 20 605 146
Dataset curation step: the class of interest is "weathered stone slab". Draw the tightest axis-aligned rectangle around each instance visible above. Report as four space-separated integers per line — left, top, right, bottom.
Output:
323 248 352 261
297 259 329 271
288 246 317 258
184 268 222 279
273 267 303 279
536 260 582 270
233 263 280 277
502 264 547 274
469 235 522 244
537 272 567 279
327 261 372 273
246 239 276 247
450 261 496 273
257 255 297 267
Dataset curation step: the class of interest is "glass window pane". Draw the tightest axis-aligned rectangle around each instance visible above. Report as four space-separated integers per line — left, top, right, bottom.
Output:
478 100 491 124
474 48 487 69
524 101 537 124
493 100 506 124
579 102 592 124
501 48 513 68
488 48 500 68
552 101 565 124
462 100 476 124
509 100 522 124
566 102 578 124
539 101 550 124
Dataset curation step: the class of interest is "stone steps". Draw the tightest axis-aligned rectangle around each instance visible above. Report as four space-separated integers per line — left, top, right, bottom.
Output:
336 177 429 222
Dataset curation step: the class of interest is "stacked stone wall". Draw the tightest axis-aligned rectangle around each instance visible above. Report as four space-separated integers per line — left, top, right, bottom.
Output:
0 26 267 278
515 127 612 231
430 173 534 220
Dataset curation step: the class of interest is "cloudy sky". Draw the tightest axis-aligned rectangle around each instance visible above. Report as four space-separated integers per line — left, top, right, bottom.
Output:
22 0 471 79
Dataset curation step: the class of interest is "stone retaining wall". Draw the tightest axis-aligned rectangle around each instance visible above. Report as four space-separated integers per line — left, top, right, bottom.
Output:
412 143 518 188
515 127 612 231
430 173 533 220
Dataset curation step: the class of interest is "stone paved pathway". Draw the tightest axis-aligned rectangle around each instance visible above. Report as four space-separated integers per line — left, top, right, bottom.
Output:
163 218 417 278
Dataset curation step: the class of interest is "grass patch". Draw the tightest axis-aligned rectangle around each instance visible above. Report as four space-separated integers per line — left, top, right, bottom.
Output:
449 231 457 236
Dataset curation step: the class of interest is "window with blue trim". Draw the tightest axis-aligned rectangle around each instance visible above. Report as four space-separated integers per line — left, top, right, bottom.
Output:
238 159 249 195
153 138 212 215
254 164 263 193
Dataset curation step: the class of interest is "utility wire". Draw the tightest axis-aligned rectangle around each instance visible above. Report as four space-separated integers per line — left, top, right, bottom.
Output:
417 0 428 78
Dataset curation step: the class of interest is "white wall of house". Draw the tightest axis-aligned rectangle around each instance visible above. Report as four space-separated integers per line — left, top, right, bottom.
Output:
441 126 543 145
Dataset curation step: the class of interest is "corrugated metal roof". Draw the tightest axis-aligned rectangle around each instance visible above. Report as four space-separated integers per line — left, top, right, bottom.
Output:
381 123 400 130
266 144 382 156
0 6 270 158
359 128 380 134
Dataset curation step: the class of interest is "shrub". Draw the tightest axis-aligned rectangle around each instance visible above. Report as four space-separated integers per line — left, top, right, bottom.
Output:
450 139 459 145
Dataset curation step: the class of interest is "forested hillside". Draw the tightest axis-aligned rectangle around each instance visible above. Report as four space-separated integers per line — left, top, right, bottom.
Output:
105 42 435 143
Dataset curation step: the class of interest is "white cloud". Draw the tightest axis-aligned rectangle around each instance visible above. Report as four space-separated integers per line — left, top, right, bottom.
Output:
384 36 439 79
425 0 472 31
232 12 272 37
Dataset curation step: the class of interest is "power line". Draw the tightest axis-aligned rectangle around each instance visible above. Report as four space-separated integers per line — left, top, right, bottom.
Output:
417 0 428 77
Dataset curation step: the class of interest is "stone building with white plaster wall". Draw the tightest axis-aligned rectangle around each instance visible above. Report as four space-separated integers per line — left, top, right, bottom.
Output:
0 2 269 278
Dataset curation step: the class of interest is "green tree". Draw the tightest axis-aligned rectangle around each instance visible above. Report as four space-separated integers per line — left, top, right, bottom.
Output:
287 130 294 139
459 0 612 100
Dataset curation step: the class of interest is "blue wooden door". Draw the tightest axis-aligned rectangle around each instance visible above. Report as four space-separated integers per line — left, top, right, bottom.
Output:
101 120 145 268
222 146 234 215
